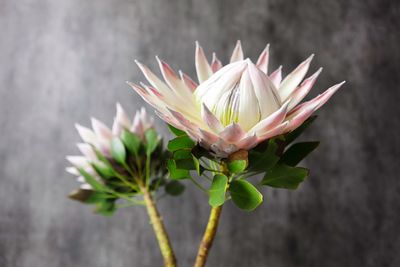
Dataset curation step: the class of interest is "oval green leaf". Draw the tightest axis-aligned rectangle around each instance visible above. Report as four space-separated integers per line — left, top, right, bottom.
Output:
167 159 190 180
208 174 228 207
262 164 309 189
167 136 195 152
279 141 319 166
229 180 263 211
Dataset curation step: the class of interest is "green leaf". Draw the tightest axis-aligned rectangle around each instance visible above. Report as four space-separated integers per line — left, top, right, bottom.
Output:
92 161 114 179
261 164 309 189
227 160 247 173
208 174 228 207
175 158 196 170
111 138 126 164
165 181 185 196
95 200 117 216
284 116 317 144
78 168 108 192
167 159 190 180
280 141 319 166
145 128 159 155
167 136 195 152
168 124 187 136
173 149 192 160
229 180 263 211
121 130 141 156
84 192 113 204
248 138 280 172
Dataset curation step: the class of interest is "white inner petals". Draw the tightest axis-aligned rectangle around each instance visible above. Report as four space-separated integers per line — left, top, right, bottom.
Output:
195 59 280 131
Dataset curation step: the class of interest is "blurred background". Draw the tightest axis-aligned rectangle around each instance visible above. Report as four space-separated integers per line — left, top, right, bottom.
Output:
1 0 399 266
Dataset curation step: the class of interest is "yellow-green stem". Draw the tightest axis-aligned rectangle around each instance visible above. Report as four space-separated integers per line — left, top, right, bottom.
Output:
140 183 177 267
194 205 223 267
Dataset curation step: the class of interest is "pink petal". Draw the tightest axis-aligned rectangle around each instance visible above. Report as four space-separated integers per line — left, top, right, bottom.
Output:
135 60 176 101
256 44 270 74
230 40 244 63
112 118 123 136
131 111 144 137
211 52 223 73
195 41 213 83
139 107 154 130
219 123 246 142
127 81 148 96
236 134 259 150
288 68 322 110
75 124 98 145
77 143 97 161
285 106 316 132
154 110 181 129
129 82 171 116
289 81 345 116
80 183 93 190
201 104 223 133
257 122 289 142
91 118 112 141
65 167 79 176
179 71 198 92
127 82 161 109
279 54 314 101
269 66 282 88
156 57 193 99
97 141 112 157
199 128 219 143
115 103 132 129
249 101 289 135
167 108 200 134
66 156 89 168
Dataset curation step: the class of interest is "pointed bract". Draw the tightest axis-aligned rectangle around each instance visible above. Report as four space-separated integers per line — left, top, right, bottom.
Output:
195 41 213 83
256 44 270 74
230 40 244 63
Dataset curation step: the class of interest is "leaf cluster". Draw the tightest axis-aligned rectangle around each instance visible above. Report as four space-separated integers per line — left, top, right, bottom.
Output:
166 116 320 212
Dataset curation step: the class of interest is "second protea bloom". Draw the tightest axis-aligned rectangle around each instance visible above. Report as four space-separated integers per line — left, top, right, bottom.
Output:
129 41 344 157
66 104 155 190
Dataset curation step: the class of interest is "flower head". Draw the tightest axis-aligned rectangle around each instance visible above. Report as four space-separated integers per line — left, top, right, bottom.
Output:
129 41 344 157
66 103 155 189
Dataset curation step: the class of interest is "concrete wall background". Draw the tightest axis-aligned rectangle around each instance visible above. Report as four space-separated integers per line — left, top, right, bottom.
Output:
1 0 399 266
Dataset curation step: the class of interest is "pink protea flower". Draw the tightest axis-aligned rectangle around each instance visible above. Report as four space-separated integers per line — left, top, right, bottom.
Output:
66 104 154 189
129 41 344 158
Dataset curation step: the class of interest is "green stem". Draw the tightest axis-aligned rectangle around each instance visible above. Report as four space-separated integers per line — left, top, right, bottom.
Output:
194 206 223 267
194 162 228 267
145 153 151 185
140 182 177 267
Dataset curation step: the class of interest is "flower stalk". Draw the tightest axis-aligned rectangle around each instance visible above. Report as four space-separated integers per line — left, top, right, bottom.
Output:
194 205 223 267
194 163 229 267
139 181 177 267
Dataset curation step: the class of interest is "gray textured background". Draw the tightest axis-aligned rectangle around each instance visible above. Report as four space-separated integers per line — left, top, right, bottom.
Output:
1 0 399 266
